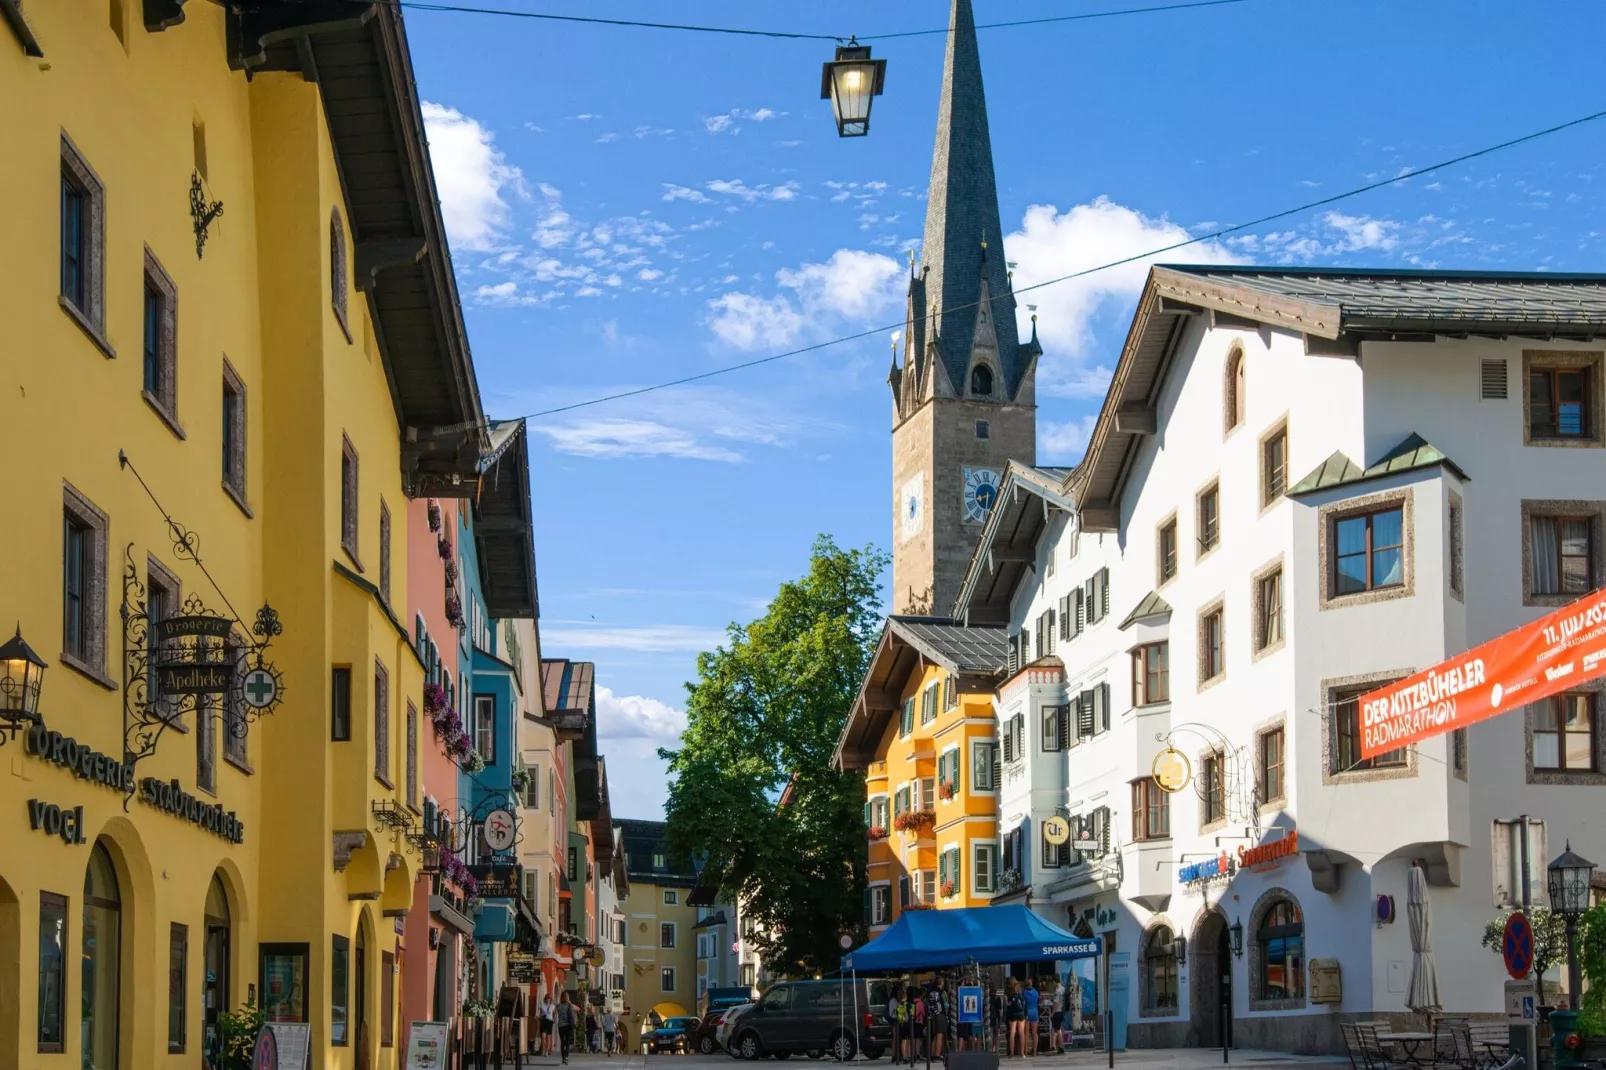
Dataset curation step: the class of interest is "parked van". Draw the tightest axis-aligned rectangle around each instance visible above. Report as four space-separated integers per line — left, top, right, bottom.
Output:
726 979 894 1061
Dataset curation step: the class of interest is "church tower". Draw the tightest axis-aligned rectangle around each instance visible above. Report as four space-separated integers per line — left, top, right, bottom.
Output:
890 0 1039 617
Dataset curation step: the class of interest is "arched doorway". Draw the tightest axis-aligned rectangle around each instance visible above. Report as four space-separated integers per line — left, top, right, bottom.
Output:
83 840 123 1070
1188 910 1231 1050
0 874 19 1059
203 873 231 1062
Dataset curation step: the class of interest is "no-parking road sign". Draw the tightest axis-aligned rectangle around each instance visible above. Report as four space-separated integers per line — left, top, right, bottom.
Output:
1503 912 1535 979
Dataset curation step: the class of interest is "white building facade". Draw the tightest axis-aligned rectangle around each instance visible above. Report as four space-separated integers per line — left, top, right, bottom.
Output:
957 266 1606 1052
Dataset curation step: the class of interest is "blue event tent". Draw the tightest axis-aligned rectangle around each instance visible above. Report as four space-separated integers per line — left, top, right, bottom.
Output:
842 905 1101 971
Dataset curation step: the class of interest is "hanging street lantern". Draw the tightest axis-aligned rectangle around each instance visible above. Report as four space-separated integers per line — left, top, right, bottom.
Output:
820 39 886 138
0 625 47 743
1548 842 1597 1006
1229 917 1245 959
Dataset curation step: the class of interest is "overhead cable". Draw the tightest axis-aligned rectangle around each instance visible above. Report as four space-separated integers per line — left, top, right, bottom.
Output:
513 106 1606 421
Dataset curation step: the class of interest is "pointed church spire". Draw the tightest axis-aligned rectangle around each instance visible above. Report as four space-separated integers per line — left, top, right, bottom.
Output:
917 0 1021 398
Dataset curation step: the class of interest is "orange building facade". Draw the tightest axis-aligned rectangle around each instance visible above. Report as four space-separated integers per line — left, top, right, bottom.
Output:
834 618 1007 932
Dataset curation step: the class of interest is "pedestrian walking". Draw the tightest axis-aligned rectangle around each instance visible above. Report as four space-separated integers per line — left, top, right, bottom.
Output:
556 993 577 1064
540 994 556 1057
601 1009 617 1055
886 984 905 1065
585 1007 599 1054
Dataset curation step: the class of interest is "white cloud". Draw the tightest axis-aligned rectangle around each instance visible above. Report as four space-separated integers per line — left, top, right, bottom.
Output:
421 101 526 252
1322 211 1401 252
706 292 804 350
704 114 735 134
540 624 728 653
593 686 688 744
704 108 783 135
706 249 903 352
1038 415 1101 461
706 178 800 203
777 249 903 321
662 184 711 203
571 113 600 121
1004 196 1242 397
637 268 664 281
537 418 745 462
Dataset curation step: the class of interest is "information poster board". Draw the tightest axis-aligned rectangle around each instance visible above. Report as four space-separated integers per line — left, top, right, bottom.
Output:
267 1023 311 1070
405 1021 452 1070
958 986 982 1025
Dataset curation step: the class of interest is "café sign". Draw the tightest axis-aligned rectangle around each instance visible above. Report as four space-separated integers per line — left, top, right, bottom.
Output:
1238 829 1298 871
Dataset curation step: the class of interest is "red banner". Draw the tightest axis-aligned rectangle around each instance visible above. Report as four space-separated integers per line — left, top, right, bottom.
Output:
1358 588 1606 759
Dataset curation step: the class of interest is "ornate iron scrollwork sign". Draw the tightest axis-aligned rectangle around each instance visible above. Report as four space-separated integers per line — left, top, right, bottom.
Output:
189 172 223 259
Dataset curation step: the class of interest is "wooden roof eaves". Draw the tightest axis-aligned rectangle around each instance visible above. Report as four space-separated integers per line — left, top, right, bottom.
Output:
954 461 1063 622
832 621 898 771
1149 266 1342 340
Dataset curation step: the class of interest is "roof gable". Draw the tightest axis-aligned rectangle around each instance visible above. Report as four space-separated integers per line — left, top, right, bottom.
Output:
954 461 1077 625
1290 434 1468 498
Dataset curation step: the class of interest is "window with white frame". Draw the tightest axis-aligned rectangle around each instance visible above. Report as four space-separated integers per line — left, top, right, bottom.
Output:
660 922 677 948
971 740 997 792
971 841 997 895
662 889 677 905
473 694 495 764
868 885 891 926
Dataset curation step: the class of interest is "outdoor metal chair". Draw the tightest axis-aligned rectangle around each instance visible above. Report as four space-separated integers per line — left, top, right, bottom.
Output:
1356 1023 1412 1070
1432 1019 1475 1069
1341 1023 1372 1070
1468 1023 1512 1070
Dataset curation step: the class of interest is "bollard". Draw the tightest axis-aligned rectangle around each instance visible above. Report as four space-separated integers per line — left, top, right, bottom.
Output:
926 1010 932 1070
1222 992 1229 1065
1107 1010 1114 1068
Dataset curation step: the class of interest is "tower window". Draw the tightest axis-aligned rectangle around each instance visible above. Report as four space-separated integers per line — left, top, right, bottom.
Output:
971 366 993 396
975 420 990 440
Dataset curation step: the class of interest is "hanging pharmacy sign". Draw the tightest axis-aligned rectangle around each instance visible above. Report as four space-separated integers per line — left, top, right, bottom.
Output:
1358 587 1606 759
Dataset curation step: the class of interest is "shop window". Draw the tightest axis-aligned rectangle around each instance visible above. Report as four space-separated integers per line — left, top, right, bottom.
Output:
204 875 231 1056
83 841 122 1070
1256 898 1305 1002
1532 693 1599 773
1130 779 1169 842
142 247 180 432
169 923 188 1053
331 666 352 741
38 891 67 1052
1331 682 1406 774
1144 926 1179 1011
1258 727 1285 805
1332 506 1405 595
1132 642 1170 705
222 361 249 507
331 935 350 1045
259 944 309 1023
374 659 391 785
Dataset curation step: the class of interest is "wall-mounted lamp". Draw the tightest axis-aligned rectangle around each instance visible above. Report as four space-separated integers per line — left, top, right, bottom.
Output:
0 625 47 743
1229 917 1244 959
1173 934 1188 966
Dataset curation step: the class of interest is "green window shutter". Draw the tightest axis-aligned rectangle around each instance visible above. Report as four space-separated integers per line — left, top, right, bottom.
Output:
864 801 871 825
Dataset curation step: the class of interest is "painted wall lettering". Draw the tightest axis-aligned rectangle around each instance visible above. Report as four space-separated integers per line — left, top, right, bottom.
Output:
27 800 86 844
137 777 245 843
24 722 135 793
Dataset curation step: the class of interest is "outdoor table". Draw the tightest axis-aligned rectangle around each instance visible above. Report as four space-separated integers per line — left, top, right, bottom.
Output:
1379 1031 1436 1066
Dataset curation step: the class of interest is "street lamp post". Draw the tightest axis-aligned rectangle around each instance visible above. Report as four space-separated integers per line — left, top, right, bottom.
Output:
820 39 886 138
1547 842 1597 1007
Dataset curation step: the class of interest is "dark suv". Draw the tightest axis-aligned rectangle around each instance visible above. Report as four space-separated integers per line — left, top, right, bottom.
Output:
727 979 893 1061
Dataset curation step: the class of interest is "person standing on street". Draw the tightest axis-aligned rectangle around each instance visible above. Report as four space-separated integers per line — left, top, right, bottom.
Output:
926 977 950 1059
540 995 556 1057
1023 977 1040 1057
1050 975 1067 1054
556 993 577 1064
601 1008 618 1055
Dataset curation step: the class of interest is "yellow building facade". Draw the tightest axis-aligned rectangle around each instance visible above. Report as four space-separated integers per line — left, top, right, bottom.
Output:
0 4 489 1068
615 820 700 1034
834 618 1007 932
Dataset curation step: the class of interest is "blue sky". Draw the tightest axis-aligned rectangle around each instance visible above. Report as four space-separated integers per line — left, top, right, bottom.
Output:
405 0 1606 820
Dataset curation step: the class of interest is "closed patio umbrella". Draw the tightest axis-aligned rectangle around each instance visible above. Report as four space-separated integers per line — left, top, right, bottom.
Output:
1406 864 1441 1017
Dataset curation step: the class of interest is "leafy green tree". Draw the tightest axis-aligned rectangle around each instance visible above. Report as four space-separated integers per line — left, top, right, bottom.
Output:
1482 907 1570 985
661 536 887 976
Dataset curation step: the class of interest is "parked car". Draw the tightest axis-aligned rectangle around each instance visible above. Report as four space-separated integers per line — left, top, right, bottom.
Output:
717 1003 754 1056
649 1016 700 1054
726 979 894 1062
696 1004 748 1054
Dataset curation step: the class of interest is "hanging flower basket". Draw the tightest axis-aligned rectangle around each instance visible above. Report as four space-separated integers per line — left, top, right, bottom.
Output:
894 810 936 832
427 500 442 533
940 879 957 898
423 682 447 715
466 751 486 774
868 825 888 841
444 593 466 630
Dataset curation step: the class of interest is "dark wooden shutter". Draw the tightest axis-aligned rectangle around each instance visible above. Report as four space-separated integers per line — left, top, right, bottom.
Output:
1057 705 1070 750
1076 691 1094 739
992 745 1002 788
1100 568 1111 618
1003 723 1014 763
1073 588 1084 635
1097 683 1111 732
1047 609 1057 654
1083 578 1096 623
1007 634 1020 674
1059 595 1072 639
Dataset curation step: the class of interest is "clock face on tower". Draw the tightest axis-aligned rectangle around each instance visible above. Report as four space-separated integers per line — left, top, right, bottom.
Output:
962 467 1001 524
900 475 924 542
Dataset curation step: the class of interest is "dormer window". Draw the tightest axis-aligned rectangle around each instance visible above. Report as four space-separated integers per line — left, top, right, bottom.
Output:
971 365 993 396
